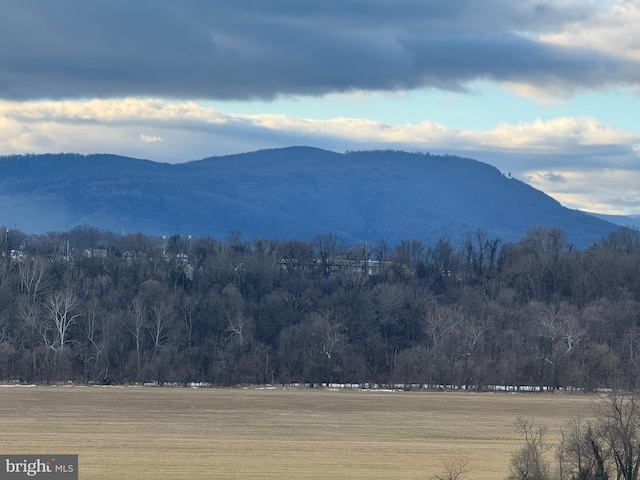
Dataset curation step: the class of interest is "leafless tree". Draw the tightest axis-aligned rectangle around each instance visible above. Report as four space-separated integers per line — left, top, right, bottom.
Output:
373 283 405 372
16 295 55 374
432 459 468 480
46 289 81 352
557 416 610 480
227 312 253 346
423 302 464 349
180 294 199 349
523 394 640 480
0 312 7 345
593 393 640 480
309 312 345 363
84 297 113 381
127 296 147 375
298 311 346 383
148 299 172 351
17 296 48 345
508 418 553 480
454 314 490 387
311 233 345 276
18 256 48 301
0 261 7 289
535 302 584 355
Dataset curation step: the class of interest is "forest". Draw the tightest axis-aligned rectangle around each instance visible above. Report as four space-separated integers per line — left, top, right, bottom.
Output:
1 224 639 389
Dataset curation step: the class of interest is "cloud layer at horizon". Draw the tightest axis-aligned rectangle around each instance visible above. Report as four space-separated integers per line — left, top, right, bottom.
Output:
1 0 639 215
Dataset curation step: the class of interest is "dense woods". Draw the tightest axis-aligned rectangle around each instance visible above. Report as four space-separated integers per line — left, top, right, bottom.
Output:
1 224 640 389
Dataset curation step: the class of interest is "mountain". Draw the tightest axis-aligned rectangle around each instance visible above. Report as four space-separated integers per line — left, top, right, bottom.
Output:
587 212 640 230
0 147 617 247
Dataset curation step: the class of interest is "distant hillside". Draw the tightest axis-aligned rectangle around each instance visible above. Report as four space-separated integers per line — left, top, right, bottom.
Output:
0 147 617 247
588 212 640 230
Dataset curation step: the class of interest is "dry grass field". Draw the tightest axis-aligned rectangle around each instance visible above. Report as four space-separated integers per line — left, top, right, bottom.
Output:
0 386 598 479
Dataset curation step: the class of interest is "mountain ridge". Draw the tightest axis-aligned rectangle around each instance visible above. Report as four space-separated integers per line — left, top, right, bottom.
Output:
0 147 617 247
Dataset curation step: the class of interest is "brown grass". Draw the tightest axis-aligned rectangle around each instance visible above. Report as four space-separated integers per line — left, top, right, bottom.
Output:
0 386 598 479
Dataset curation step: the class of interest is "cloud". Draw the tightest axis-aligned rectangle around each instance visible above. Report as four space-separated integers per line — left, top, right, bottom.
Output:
540 1 640 62
469 117 638 153
0 1 638 101
1 98 637 161
140 134 162 143
525 169 640 215
532 171 568 184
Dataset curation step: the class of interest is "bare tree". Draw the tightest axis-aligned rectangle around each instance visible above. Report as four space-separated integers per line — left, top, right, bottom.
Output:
455 314 489 387
0 261 7 289
84 297 113 381
428 236 454 278
310 233 345 276
180 294 199 349
508 418 553 480
17 295 52 350
46 289 81 352
423 302 464 351
373 283 405 374
16 295 56 375
432 459 468 480
310 312 344 363
557 416 610 480
18 256 48 301
535 302 584 356
148 299 172 351
227 312 253 346
127 296 147 375
308 311 345 383
523 394 640 480
0 312 7 344
394 238 425 270
594 393 640 480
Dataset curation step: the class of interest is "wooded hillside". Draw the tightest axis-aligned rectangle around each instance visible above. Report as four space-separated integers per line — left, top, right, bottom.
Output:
0 148 616 247
0 225 638 389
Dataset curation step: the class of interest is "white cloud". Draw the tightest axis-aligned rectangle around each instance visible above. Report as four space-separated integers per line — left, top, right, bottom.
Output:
140 134 162 143
525 169 640 214
0 98 226 123
0 98 637 158
540 1 640 62
503 82 576 104
506 0 640 101
472 117 638 151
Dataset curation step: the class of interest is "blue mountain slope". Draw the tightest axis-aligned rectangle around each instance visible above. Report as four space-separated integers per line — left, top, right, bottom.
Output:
0 147 616 247
588 212 640 230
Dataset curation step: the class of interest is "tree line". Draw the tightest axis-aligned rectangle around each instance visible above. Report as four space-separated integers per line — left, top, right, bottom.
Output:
1 224 640 388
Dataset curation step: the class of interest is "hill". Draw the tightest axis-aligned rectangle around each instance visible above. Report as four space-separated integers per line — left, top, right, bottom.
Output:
0 147 617 247
588 212 640 230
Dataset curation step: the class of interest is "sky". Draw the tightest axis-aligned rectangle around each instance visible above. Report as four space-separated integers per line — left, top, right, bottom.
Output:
1 0 639 215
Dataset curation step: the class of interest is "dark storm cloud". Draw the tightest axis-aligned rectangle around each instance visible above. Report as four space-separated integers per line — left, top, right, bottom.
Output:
0 0 635 100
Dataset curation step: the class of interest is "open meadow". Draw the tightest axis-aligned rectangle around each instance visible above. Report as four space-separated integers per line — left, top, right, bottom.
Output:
0 386 598 479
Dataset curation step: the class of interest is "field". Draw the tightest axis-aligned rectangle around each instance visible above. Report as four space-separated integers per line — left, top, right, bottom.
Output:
0 386 598 479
